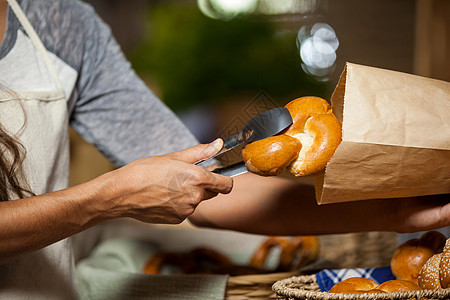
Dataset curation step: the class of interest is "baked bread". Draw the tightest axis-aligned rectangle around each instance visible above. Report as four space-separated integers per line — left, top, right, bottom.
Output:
249 236 319 272
329 277 422 294
390 231 446 284
376 279 422 292
242 135 301 176
418 237 450 289
242 96 342 177
439 238 450 288
142 247 233 274
329 277 378 293
284 96 342 177
418 253 442 289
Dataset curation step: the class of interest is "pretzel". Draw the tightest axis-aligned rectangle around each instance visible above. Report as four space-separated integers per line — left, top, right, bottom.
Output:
249 236 319 272
242 96 342 177
142 247 234 275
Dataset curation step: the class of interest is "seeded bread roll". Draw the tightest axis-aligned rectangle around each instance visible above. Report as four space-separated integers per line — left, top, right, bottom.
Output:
440 239 450 288
418 237 450 290
418 253 442 289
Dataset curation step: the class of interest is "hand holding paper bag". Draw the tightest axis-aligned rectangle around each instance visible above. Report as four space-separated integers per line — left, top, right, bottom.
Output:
315 63 450 204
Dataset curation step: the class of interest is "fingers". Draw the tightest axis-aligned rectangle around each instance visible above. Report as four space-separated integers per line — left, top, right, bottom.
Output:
178 166 233 202
202 190 219 201
169 139 224 164
201 170 233 195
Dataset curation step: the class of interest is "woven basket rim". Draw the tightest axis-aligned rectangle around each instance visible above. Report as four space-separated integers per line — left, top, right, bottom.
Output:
272 274 450 300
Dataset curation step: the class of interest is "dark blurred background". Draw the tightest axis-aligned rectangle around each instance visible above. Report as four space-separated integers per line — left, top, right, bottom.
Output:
69 0 449 185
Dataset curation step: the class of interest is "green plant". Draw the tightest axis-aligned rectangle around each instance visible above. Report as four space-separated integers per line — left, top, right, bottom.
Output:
129 2 325 112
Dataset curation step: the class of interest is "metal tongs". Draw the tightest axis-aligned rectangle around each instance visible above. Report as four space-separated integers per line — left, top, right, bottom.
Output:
197 107 293 177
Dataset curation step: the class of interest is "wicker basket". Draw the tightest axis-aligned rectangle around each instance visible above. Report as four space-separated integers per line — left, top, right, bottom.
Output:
272 274 450 300
225 272 297 299
223 231 399 299
225 259 336 299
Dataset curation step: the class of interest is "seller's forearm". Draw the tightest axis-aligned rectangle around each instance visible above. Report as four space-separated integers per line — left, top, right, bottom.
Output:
0 144 235 264
0 172 118 264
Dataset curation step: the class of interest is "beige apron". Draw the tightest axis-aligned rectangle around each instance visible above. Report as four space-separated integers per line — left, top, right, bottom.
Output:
0 0 76 299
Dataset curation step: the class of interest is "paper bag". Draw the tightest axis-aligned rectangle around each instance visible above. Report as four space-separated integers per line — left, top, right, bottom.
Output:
314 62 450 204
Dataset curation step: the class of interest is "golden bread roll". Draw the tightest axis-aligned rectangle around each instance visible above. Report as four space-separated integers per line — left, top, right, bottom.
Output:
390 238 434 284
376 279 422 292
242 96 342 177
330 278 422 295
390 231 446 284
242 135 301 176
439 238 450 288
329 277 378 293
418 253 442 289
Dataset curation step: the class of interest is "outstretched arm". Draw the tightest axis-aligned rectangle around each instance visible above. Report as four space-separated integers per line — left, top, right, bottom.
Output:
190 172 449 235
0 141 232 265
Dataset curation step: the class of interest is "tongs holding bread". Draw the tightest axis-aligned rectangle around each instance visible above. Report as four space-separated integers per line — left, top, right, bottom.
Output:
242 96 342 177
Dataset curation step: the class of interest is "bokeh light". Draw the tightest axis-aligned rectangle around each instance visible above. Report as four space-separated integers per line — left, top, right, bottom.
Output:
198 0 319 20
296 22 339 81
258 0 318 15
197 0 258 20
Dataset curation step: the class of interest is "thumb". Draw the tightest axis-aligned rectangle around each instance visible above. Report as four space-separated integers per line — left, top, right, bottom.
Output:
174 138 223 164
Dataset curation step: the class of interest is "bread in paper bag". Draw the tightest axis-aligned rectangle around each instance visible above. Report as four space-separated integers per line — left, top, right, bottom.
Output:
314 62 450 204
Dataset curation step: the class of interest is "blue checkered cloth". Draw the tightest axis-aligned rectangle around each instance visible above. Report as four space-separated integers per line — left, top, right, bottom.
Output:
316 266 396 292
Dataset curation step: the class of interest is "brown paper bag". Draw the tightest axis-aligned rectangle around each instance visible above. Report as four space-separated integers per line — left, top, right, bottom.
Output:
314 62 450 204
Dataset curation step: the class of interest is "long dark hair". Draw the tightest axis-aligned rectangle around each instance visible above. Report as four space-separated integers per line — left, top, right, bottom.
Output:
0 86 34 201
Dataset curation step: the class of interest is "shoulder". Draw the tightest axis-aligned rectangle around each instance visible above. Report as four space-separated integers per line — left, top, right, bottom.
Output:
20 0 111 70
21 0 97 21
21 0 98 27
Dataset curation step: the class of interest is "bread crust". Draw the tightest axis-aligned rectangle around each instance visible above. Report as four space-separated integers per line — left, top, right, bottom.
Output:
439 239 450 288
330 278 422 294
242 135 301 176
419 253 442 289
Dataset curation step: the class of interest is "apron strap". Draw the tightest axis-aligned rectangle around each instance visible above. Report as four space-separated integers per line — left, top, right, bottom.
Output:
7 0 64 92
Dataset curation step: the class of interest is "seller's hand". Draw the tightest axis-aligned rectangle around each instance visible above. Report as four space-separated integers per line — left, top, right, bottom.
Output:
99 139 233 224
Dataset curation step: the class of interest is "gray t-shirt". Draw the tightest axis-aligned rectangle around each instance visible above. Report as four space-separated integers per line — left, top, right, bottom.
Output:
0 0 197 167
0 0 198 299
